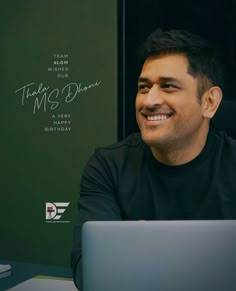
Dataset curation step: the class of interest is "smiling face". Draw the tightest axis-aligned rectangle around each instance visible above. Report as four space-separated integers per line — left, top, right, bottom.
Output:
136 54 211 155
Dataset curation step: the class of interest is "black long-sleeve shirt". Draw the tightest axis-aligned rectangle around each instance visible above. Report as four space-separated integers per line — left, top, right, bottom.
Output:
71 130 236 290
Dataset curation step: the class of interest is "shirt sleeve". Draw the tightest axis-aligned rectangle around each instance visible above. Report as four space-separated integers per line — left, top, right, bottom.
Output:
71 149 122 290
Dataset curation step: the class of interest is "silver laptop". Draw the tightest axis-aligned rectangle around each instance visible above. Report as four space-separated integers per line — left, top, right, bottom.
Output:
82 220 236 291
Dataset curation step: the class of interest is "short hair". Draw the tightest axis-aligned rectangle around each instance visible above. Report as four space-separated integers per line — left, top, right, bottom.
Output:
138 29 224 101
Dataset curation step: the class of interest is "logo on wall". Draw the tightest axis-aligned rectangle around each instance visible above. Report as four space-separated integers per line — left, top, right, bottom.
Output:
46 202 70 223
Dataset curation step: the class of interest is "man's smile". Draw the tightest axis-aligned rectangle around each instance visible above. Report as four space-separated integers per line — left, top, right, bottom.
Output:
140 111 174 124
146 114 172 121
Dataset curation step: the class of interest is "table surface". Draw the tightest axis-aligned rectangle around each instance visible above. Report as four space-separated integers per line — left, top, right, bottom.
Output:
0 259 73 290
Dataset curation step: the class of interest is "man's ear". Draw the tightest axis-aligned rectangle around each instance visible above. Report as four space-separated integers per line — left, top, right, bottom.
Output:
202 86 223 119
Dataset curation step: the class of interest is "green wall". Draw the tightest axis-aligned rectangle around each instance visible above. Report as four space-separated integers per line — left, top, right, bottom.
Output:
0 0 117 266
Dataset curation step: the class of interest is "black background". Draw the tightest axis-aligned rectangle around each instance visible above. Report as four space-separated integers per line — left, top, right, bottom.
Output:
118 0 236 139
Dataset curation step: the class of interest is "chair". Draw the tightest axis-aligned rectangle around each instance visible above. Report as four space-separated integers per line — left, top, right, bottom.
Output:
211 100 236 139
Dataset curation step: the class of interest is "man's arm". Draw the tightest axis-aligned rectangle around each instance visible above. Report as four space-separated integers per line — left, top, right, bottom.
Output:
71 149 122 290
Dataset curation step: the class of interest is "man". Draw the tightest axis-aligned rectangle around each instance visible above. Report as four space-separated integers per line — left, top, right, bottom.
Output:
71 29 236 289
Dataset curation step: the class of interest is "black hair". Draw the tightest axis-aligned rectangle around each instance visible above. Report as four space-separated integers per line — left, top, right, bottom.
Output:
138 29 224 101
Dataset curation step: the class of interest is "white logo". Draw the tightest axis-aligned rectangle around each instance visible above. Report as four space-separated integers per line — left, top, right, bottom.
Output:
46 202 70 222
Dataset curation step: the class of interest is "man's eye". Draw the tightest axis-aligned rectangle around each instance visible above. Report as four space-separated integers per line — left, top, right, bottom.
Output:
162 84 179 91
163 84 175 88
138 84 150 93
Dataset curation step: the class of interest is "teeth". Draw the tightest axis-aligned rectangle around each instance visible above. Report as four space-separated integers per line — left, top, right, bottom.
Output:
147 115 169 121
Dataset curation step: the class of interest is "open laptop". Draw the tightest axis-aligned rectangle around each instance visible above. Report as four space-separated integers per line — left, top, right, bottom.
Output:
82 220 236 291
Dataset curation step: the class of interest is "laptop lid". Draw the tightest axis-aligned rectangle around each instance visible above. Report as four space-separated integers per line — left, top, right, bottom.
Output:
82 220 236 291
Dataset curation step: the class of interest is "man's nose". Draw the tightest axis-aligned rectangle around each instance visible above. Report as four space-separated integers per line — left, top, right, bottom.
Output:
142 85 164 107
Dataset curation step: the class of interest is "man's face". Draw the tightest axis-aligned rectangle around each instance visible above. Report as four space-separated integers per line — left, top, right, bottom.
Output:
136 54 208 150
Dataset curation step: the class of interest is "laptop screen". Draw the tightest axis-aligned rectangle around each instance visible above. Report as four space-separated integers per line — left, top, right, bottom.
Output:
82 220 236 291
